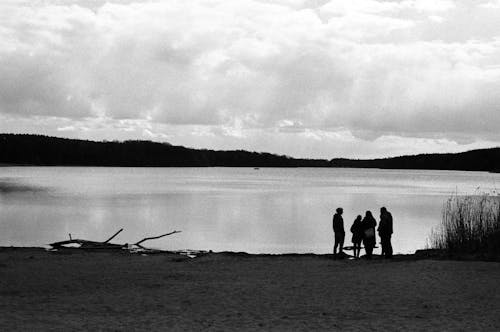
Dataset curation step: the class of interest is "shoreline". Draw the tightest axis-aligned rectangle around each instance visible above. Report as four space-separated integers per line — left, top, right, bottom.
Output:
0 246 495 262
2 133 500 172
2 164 500 174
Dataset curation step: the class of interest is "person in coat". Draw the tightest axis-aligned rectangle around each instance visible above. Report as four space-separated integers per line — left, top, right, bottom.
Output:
350 215 363 258
332 207 345 257
362 211 377 258
378 207 393 258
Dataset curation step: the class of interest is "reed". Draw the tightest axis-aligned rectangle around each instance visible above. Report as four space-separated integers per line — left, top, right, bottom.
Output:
429 193 500 256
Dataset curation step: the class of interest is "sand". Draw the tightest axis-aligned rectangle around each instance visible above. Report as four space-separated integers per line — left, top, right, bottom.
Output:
1 248 500 331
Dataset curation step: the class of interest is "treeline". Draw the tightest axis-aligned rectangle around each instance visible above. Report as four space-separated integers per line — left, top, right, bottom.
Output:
331 148 500 172
1 134 499 171
0 134 330 167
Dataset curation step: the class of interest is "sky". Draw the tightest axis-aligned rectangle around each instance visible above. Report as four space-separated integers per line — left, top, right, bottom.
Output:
1 0 500 159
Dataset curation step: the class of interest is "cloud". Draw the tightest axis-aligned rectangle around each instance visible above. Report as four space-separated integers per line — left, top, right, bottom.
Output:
0 0 499 156
479 0 500 9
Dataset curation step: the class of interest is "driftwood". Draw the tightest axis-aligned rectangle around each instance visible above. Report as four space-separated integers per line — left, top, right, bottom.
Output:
134 231 181 249
49 228 181 253
103 228 123 243
49 239 123 250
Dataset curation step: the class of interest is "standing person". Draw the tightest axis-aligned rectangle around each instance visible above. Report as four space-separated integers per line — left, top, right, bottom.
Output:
350 215 363 258
332 207 345 257
378 207 393 258
362 211 377 258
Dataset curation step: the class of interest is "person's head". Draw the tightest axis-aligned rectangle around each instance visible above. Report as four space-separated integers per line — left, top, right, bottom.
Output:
365 211 373 218
381 207 387 213
356 215 362 222
336 207 343 214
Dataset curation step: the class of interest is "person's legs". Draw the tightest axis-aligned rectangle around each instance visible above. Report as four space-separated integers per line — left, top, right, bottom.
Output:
380 237 386 256
386 236 393 258
365 243 372 258
339 234 345 255
381 236 393 258
334 233 345 256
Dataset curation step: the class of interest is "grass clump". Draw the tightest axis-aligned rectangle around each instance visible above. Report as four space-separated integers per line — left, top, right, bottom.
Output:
429 193 500 259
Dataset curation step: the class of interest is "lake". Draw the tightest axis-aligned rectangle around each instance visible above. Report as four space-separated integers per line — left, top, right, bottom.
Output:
0 167 499 254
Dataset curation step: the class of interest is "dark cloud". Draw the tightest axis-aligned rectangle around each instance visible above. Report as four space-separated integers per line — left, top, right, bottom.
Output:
0 0 499 156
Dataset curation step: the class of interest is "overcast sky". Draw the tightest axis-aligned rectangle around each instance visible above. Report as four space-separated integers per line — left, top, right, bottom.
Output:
1 0 500 158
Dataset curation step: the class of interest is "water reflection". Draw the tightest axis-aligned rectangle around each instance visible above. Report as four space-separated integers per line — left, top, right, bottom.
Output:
0 179 47 194
0 167 498 254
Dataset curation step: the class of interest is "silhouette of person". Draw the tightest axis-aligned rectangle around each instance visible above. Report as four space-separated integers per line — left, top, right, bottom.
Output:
350 215 363 258
378 207 393 258
362 211 377 258
332 207 345 257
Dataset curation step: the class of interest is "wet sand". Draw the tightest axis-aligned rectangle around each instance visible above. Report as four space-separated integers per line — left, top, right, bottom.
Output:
1 248 500 331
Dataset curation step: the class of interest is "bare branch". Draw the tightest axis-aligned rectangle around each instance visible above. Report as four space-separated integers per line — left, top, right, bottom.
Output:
103 228 124 243
50 239 123 249
50 229 181 253
134 230 181 247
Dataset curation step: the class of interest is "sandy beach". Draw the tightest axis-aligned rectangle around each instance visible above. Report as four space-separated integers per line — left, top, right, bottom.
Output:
1 248 500 331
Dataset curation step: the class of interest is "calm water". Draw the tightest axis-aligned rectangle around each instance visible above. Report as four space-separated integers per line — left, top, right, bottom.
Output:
1 167 499 254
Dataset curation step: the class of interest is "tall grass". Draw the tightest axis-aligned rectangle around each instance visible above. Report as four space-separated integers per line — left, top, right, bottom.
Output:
429 193 500 256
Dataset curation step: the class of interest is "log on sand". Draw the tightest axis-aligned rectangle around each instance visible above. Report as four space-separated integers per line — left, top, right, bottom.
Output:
49 229 181 252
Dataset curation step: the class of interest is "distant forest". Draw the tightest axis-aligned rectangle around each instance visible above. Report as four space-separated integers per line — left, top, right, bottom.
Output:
1 134 499 172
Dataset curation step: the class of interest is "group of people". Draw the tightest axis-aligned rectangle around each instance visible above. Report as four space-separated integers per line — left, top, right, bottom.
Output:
332 207 393 259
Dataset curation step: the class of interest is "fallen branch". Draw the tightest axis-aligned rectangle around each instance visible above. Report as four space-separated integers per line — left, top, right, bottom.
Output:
134 230 181 249
49 229 182 253
103 228 123 243
50 228 125 250
49 239 123 250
